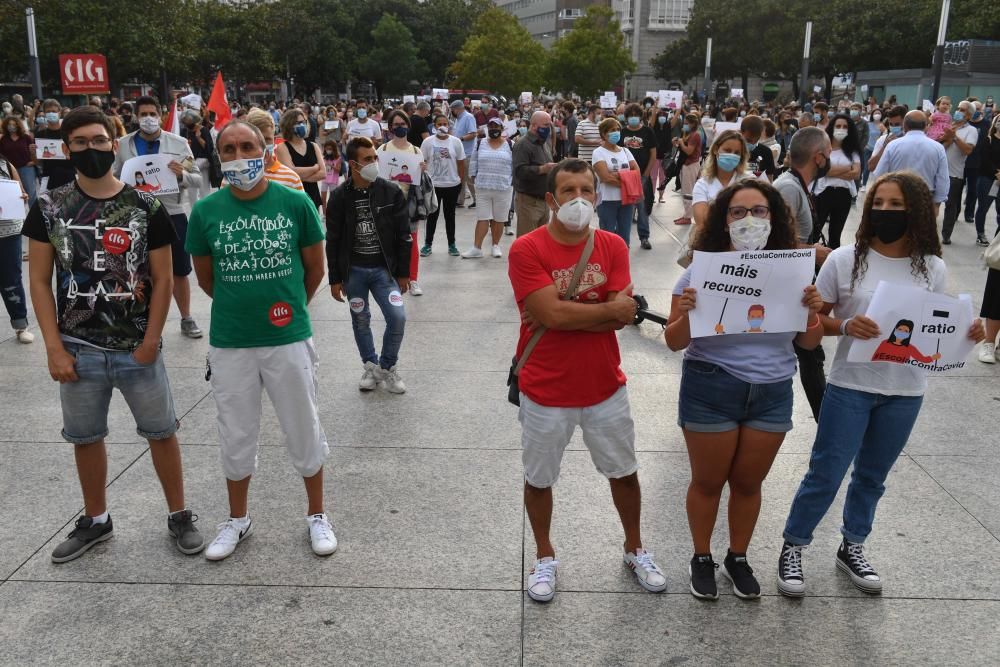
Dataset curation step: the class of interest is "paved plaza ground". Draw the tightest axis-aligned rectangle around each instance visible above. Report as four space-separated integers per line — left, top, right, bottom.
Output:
1 189 999 665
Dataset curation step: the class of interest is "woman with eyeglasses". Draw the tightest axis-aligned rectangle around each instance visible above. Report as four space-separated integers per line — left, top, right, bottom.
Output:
665 179 824 600
275 108 326 209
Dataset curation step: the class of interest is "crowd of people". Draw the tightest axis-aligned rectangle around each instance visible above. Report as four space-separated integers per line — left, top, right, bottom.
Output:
0 84 998 600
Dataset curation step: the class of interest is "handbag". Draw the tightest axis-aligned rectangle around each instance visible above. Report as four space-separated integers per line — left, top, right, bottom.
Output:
507 230 596 406
984 231 1000 271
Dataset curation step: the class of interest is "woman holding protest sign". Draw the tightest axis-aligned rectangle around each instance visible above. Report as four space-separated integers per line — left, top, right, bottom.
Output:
666 179 824 600
777 171 985 598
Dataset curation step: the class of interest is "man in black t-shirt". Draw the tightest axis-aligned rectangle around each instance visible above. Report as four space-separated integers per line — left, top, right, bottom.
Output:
407 101 431 147
618 103 658 249
742 114 777 180
33 99 76 191
22 106 203 563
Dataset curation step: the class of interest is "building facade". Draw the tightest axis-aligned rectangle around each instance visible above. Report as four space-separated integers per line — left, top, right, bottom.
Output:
493 0 611 48
614 0 693 98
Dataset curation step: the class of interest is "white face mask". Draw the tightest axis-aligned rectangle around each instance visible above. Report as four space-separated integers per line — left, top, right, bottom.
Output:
555 196 595 231
139 116 160 134
872 114 882 121
356 161 379 183
436 125 449 136
832 128 849 141
222 157 265 191
728 215 771 251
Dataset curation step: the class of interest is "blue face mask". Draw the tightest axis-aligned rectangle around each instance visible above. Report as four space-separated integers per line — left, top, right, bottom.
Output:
953 110 965 121
607 131 621 144
813 113 821 122
889 126 902 136
657 116 667 125
45 112 60 124
894 328 910 341
357 109 367 119
746 142 758 152
973 111 983 122
627 116 640 128
294 123 307 137
850 110 860 118
518 127 528 137
749 318 764 329
716 153 740 172
536 126 550 141
617 114 626 123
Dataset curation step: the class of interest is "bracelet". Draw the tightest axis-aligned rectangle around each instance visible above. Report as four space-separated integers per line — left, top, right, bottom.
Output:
839 317 853 336
807 316 822 330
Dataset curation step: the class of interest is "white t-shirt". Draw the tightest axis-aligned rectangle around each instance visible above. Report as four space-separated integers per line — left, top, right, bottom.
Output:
816 245 948 397
421 134 466 188
691 172 767 205
592 145 636 202
946 123 980 178
815 148 862 196
347 118 382 141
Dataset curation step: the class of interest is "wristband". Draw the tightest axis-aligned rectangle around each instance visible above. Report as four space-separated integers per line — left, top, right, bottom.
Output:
839 317 853 336
807 316 822 330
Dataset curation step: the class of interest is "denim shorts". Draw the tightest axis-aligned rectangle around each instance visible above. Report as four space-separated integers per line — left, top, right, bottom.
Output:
678 359 793 433
59 341 178 444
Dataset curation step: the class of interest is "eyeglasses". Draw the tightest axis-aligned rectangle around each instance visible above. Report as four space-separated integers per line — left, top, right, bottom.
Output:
68 137 112 150
728 205 770 219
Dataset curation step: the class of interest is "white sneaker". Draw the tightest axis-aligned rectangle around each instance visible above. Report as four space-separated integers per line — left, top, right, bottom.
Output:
378 365 406 394
491 244 503 258
978 342 996 364
462 247 484 259
527 557 558 602
204 517 252 561
359 361 379 391
307 513 338 556
409 281 423 296
504 227 514 236
15 329 34 344
624 548 668 592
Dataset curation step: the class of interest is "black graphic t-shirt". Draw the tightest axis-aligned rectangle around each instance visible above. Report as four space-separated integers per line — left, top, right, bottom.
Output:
22 182 176 350
619 126 657 173
348 185 385 268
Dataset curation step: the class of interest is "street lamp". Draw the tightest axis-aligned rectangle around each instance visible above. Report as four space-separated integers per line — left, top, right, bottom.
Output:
799 21 812 105
930 0 951 103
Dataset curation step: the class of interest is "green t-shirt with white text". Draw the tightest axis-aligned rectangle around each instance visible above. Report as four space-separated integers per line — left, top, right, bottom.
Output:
186 182 325 348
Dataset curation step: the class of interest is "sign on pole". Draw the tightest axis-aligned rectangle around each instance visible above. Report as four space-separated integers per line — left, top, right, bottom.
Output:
59 54 109 94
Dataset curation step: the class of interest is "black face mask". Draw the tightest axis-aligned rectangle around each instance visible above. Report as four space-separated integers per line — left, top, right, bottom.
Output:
815 154 831 179
392 126 409 138
69 148 115 179
488 129 502 139
870 209 908 244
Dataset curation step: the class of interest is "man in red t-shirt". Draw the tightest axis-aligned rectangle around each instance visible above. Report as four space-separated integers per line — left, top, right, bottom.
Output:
507 159 667 603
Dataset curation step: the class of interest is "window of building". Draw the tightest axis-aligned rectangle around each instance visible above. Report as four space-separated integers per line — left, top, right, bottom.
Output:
558 8 583 19
648 0 693 30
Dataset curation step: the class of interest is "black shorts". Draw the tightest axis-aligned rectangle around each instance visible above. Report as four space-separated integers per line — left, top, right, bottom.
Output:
169 213 192 277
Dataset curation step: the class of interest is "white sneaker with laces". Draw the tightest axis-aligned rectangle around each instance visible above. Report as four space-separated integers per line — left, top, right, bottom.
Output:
491 244 503 258
378 365 406 394
307 513 337 556
462 247 484 259
205 517 252 561
624 548 668 592
359 361 379 391
409 281 423 296
978 342 996 364
15 329 34 344
527 557 558 602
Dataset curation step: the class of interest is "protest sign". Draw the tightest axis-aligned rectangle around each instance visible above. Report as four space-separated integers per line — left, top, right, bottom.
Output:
520 92 533 105
659 90 683 110
121 154 179 196
323 120 340 130
432 88 449 100
377 148 422 187
731 88 745 99
403 95 415 104
813 85 822 93
35 138 66 160
687 248 816 338
471 100 481 109
0 179 26 220
179 93 203 110
645 91 659 101
711 120 742 143
846 281 975 372
503 120 518 138
922 99 935 114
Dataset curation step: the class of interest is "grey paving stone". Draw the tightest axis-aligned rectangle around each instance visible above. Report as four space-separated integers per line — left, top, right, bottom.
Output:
0 581 520 666
910 455 1000 540
905 377 1000 455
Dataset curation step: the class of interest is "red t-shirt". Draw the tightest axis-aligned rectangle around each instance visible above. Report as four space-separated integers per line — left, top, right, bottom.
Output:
508 227 630 407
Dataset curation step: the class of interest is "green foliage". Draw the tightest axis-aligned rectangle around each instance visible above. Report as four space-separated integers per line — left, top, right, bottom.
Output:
545 6 635 99
363 14 426 99
448 7 547 96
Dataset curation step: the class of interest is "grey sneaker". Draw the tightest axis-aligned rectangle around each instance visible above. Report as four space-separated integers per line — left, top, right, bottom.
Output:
181 317 203 338
168 509 205 555
378 365 406 394
51 515 114 563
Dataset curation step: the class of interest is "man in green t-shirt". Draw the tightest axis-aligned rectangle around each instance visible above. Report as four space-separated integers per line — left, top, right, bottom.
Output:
185 120 335 561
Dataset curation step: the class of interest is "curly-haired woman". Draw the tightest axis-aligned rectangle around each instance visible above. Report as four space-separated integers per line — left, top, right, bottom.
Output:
777 171 985 598
666 179 824 600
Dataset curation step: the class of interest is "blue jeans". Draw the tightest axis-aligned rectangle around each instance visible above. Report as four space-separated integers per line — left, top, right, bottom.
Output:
345 265 406 369
974 176 999 237
861 148 873 185
17 165 37 208
783 384 923 545
597 200 634 247
0 234 28 330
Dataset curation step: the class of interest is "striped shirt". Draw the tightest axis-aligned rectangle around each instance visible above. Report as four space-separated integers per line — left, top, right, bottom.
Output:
575 119 601 163
469 139 513 191
266 161 304 191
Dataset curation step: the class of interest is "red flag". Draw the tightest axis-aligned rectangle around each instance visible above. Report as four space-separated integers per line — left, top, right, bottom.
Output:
206 72 232 131
162 96 180 135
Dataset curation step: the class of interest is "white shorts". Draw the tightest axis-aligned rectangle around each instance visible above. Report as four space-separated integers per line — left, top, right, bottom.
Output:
208 338 328 480
475 187 514 223
519 385 637 488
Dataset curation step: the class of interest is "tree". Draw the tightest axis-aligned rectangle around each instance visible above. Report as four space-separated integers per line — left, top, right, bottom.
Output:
411 0 493 87
362 14 426 99
448 7 546 96
545 5 635 98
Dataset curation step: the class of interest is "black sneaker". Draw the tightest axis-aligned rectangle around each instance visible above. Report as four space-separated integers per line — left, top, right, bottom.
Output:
977 235 990 247
942 237 952 245
836 539 882 594
468 200 476 209
168 509 205 555
640 238 652 250
776 541 806 597
688 554 719 600
722 551 760 599
965 217 975 223
51 515 114 563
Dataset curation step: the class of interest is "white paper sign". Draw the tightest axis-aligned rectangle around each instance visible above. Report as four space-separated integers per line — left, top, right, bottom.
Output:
432 88 449 100
645 91 659 101
711 120 743 143
377 148 423 186
403 95 415 104
813 85 822 93
503 120 518 138
179 93 203 110
0 179 26 220
121 154 179 196
846 281 975 372
35 138 66 160
471 100 482 109
687 249 816 338
323 120 340 130
659 90 683 110
731 88 745 99
922 99 935 114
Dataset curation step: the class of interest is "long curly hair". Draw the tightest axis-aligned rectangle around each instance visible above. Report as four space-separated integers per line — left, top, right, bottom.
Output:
691 179 799 252
826 112 863 161
850 171 942 290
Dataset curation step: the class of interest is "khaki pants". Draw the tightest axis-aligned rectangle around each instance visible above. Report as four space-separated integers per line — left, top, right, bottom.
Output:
515 192 550 237
680 161 701 218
